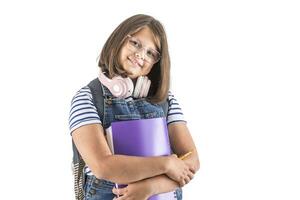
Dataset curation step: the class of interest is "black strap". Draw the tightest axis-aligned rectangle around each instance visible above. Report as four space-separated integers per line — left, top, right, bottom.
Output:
87 78 105 122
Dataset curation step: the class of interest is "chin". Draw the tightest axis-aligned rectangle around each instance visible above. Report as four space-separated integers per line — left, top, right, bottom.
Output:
124 67 141 78
127 71 140 79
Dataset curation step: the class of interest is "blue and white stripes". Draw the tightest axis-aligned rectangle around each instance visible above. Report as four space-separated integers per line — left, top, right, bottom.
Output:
69 86 102 134
166 91 186 125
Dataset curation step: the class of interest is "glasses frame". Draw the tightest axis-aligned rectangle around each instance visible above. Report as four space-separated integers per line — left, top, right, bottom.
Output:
126 35 161 64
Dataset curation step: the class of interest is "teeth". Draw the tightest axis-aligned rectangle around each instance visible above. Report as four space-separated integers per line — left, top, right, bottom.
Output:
129 58 140 67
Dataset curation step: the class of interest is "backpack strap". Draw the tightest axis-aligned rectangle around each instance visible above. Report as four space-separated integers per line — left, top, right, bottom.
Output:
71 142 85 200
87 78 105 122
71 78 105 200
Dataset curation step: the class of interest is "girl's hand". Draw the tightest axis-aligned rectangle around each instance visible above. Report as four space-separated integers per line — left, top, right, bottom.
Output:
112 179 154 200
165 154 194 187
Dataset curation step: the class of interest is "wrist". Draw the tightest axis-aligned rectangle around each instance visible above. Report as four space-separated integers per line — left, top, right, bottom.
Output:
162 156 171 174
143 178 157 196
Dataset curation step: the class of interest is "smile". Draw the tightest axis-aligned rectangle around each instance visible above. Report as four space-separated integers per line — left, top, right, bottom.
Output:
128 57 142 68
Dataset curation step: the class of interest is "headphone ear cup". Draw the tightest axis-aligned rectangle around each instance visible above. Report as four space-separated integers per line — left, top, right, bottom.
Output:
139 76 148 98
109 77 126 97
98 69 111 86
142 77 151 97
133 76 144 98
99 69 131 98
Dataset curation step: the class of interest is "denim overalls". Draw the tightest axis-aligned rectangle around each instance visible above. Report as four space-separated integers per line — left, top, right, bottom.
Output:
84 83 183 200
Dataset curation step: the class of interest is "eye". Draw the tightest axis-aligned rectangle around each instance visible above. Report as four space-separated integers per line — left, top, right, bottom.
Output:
146 50 158 59
129 39 141 48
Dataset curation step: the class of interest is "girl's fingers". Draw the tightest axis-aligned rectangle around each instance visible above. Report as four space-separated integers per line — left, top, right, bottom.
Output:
188 171 194 180
184 176 191 184
112 186 127 196
179 179 185 187
114 194 128 200
189 167 196 174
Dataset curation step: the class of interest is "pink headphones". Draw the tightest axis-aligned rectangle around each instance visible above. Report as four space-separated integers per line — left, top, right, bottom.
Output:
98 68 151 98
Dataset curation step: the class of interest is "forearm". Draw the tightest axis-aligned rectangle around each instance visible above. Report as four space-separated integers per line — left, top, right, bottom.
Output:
147 154 200 195
183 153 200 173
145 174 180 195
96 155 168 184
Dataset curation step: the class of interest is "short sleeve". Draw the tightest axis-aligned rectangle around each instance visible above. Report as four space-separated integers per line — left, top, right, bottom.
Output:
68 86 102 135
166 91 187 125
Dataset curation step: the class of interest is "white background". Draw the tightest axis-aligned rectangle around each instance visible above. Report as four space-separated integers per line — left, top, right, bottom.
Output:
0 0 299 199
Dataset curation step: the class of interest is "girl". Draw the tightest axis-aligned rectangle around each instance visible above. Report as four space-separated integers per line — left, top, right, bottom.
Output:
69 14 200 200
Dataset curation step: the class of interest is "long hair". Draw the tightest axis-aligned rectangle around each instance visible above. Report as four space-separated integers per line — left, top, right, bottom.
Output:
98 14 170 104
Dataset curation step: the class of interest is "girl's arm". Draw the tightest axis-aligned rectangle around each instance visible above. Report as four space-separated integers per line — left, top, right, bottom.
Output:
168 122 200 173
145 157 198 196
72 123 186 185
112 122 200 198
112 175 181 199
142 122 200 195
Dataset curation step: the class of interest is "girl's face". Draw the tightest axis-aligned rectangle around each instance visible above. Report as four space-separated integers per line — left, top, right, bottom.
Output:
119 27 160 79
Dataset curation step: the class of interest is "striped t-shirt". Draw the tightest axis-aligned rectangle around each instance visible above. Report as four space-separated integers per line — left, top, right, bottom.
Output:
69 86 186 175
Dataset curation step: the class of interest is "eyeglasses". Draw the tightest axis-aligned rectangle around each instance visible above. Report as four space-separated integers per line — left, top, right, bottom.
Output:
126 35 161 64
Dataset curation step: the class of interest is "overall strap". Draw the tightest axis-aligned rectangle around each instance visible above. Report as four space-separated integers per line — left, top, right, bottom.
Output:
160 98 169 117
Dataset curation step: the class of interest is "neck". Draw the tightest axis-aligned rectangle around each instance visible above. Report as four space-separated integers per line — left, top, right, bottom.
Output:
131 77 138 86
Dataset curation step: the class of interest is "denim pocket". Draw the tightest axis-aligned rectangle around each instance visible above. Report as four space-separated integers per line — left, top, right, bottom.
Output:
84 176 94 199
91 178 115 191
85 176 115 200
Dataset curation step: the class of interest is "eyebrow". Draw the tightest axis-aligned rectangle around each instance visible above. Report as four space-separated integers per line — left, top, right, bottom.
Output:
132 36 158 52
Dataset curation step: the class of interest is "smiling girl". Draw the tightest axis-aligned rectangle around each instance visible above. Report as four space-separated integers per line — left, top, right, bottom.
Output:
69 14 200 200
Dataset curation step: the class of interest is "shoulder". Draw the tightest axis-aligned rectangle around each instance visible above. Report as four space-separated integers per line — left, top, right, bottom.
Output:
167 91 177 104
166 91 186 125
167 91 183 109
71 86 93 102
69 86 101 135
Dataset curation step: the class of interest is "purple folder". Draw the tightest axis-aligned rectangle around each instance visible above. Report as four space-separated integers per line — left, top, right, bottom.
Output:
106 117 177 200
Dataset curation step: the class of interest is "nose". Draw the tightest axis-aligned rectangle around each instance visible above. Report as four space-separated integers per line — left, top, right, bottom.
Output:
134 48 146 60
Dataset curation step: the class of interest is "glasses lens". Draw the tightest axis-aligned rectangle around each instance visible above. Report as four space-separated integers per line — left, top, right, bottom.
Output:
128 37 140 50
127 36 160 64
145 49 160 63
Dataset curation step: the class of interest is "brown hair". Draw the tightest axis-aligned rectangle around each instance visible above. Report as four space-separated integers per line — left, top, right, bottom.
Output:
98 14 170 104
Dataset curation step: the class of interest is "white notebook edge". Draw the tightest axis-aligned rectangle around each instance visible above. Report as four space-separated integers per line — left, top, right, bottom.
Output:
105 126 114 154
